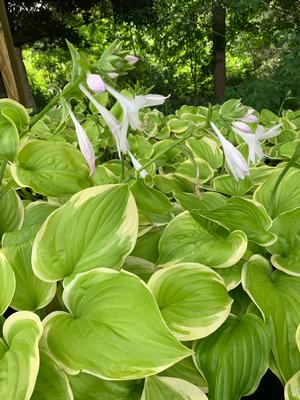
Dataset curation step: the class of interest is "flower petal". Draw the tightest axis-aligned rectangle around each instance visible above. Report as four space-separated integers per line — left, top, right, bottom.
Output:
69 110 96 175
128 151 147 178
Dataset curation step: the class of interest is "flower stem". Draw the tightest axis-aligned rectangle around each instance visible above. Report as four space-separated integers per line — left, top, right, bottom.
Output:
29 75 83 129
121 153 125 182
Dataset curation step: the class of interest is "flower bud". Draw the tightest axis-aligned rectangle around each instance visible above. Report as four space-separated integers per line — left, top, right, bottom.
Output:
86 74 106 93
107 72 119 79
125 55 139 65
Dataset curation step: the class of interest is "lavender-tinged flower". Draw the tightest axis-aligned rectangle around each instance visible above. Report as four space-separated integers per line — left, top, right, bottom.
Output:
105 84 169 130
239 108 259 123
69 109 96 175
125 55 139 65
210 122 249 180
233 123 282 164
80 84 129 157
128 151 147 178
86 74 106 93
232 121 252 134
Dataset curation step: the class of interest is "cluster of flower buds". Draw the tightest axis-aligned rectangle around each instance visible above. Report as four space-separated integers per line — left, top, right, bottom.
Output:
96 40 139 81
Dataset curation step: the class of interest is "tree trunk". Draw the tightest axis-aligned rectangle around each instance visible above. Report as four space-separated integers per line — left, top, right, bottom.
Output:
212 4 226 102
14 47 37 111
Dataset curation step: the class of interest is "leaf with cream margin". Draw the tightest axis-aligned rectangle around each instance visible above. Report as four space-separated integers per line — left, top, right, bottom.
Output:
2 203 57 311
158 211 247 268
11 140 92 197
0 188 23 237
0 311 43 400
194 197 276 246
284 370 300 400
160 357 207 390
214 260 244 291
43 268 191 379
254 167 300 218
148 262 232 340
174 158 214 184
0 252 15 315
31 349 74 400
142 376 208 400
0 98 29 132
193 314 270 400
32 184 138 283
213 174 253 196
175 191 227 212
242 255 300 382
187 136 223 169
266 206 300 276
69 372 143 400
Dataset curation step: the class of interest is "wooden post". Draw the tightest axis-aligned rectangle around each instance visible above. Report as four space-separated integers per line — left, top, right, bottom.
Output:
0 0 26 103
212 4 226 102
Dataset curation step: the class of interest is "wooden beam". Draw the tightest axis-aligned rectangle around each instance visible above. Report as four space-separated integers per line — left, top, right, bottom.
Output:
0 0 26 103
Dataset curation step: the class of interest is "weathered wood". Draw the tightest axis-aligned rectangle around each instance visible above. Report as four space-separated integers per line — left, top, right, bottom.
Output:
0 0 26 103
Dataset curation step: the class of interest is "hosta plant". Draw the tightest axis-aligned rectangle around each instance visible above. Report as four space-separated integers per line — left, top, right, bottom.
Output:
1 40 300 400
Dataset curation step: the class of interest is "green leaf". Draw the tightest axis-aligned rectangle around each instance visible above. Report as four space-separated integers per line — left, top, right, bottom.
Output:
193 314 270 400
194 197 276 246
0 188 23 237
213 174 253 196
31 350 73 400
187 137 223 169
167 118 189 133
69 372 143 400
131 227 163 263
175 157 214 185
2 202 57 311
32 184 138 282
158 211 247 268
0 98 29 132
175 191 227 212
148 262 232 340
131 179 173 214
11 140 92 197
284 370 300 400
0 311 43 400
43 268 192 379
266 207 300 276
0 111 19 161
214 260 244 291
242 255 300 382
142 376 208 400
254 167 300 218
0 253 15 315
123 256 156 282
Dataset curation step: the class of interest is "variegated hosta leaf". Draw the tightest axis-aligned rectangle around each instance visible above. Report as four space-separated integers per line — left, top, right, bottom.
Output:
214 260 244 291
160 357 207 390
266 207 300 276
69 372 143 400
142 376 208 400
0 111 19 161
11 140 92 196
123 256 156 282
131 227 162 263
0 311 43 400
158 211 247 268
284 370 300 400
43 268 191 379
0 188 23 237
0 98 29 132
148 263 232 340
174 158 214 184
131 178 172 214
213 174 253 196
0 253 15 315
194 197 276 246
187 136 223 169
243 255 300 382
2 203 57 311
31 350 74 400
254 167 300 218
32 184 138 283
193 314 270 400
175 191 227 212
